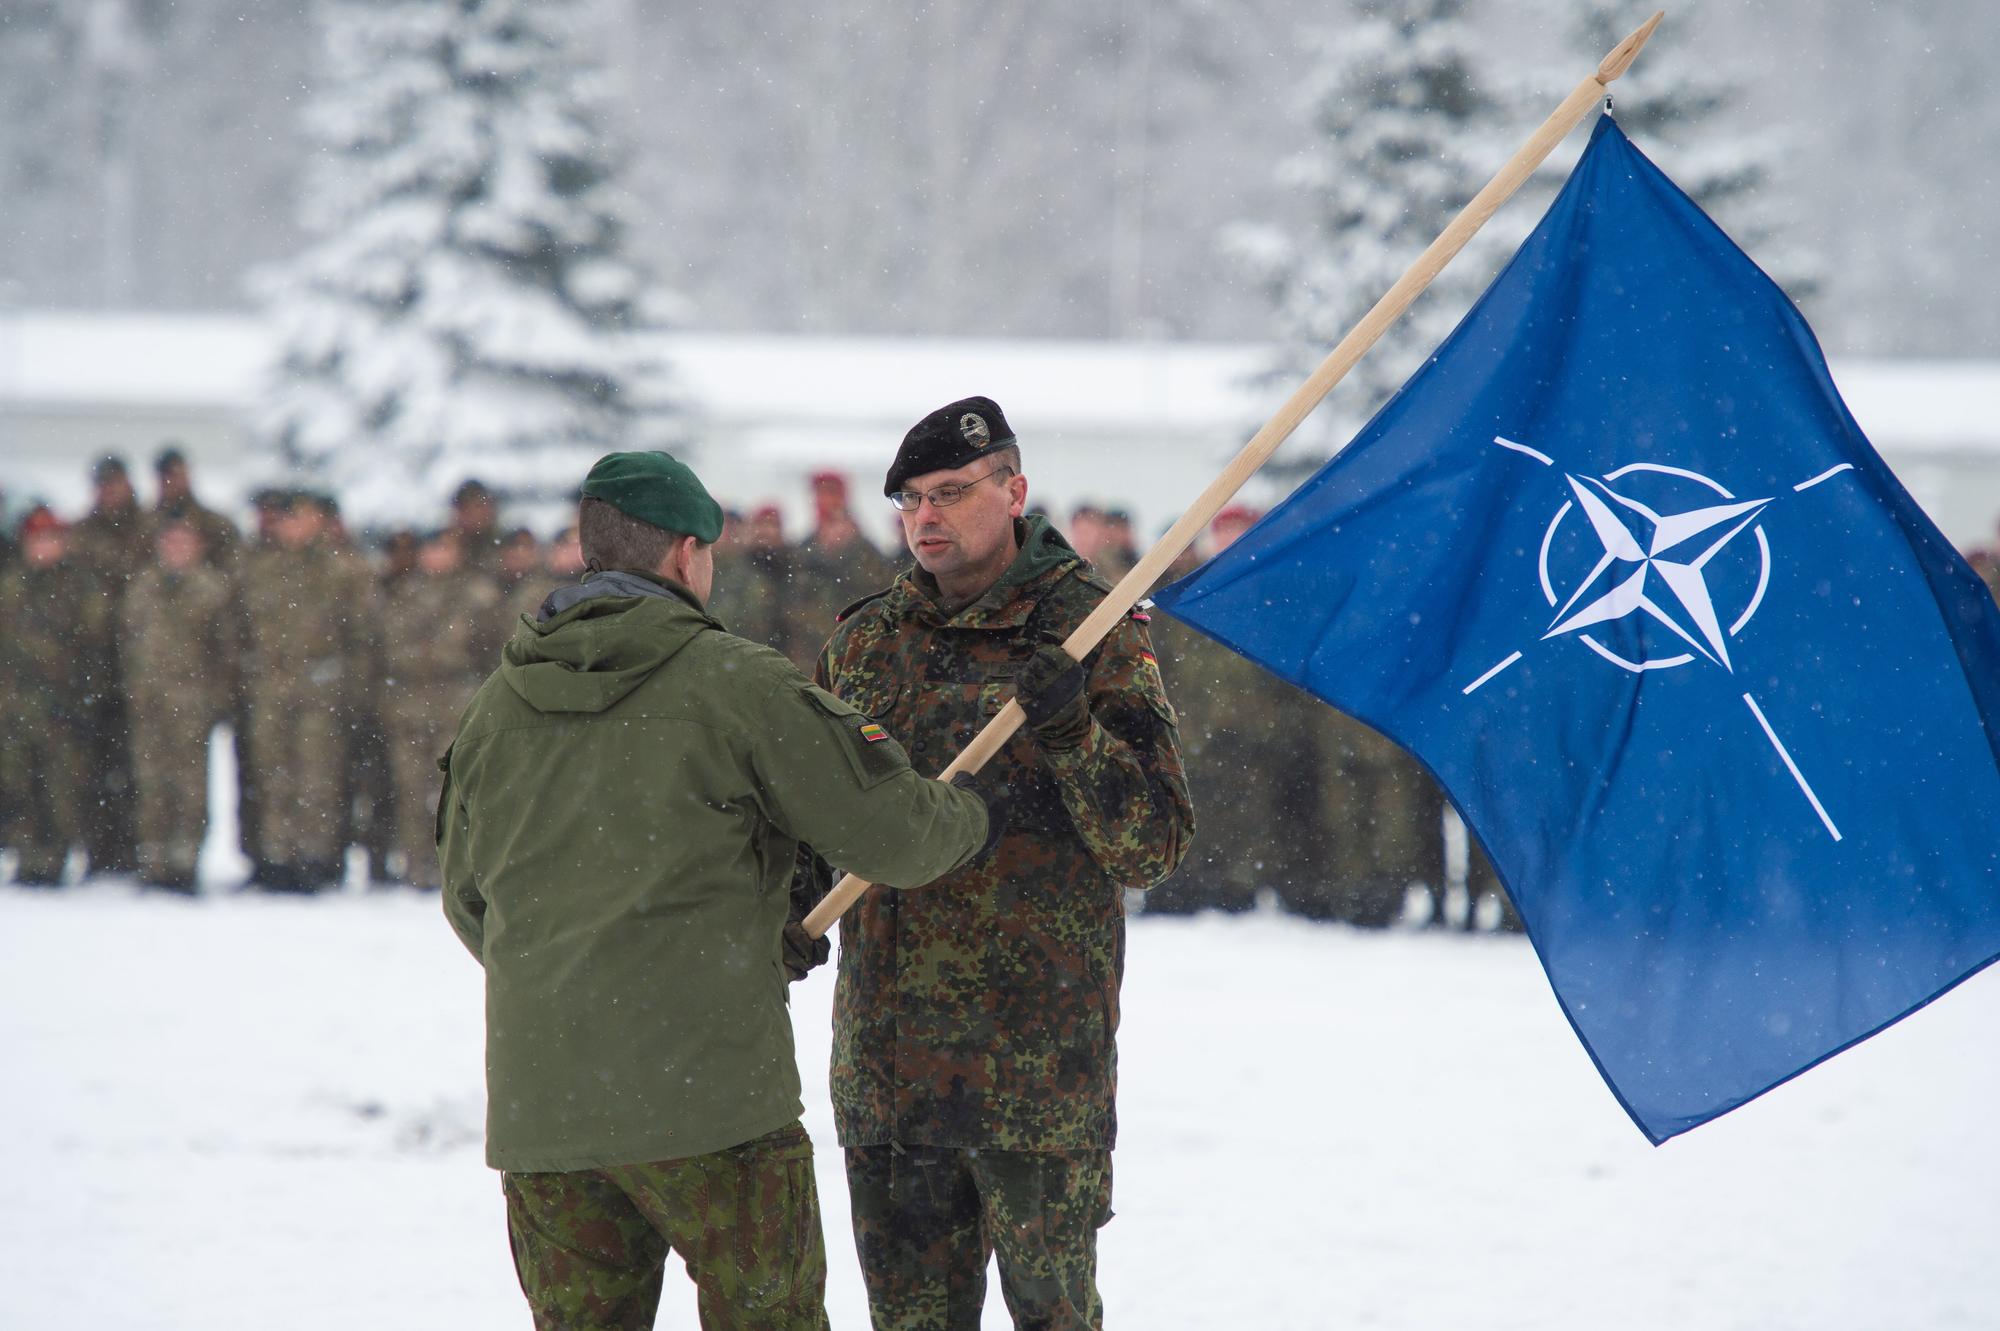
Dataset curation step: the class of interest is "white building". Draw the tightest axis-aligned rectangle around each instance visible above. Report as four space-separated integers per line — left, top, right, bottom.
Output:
1 311 1996 551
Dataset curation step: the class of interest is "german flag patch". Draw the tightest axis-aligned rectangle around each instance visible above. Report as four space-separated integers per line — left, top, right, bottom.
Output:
1140 648 1158 667
858 721 890 744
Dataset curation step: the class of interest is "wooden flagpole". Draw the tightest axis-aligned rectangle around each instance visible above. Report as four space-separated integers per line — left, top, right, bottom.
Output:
804 11 1665 939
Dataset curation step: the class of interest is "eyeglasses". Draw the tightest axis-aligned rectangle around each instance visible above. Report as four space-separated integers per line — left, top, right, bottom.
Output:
888 466 1015 512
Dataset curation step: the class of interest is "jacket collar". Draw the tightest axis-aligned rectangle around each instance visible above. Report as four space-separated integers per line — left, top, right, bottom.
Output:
538 567 704 622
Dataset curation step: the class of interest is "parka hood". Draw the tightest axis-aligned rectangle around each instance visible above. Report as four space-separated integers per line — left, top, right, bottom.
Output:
498 569 718 714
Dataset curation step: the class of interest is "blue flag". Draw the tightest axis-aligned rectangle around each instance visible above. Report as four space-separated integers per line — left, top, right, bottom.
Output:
1154 117 2000 1143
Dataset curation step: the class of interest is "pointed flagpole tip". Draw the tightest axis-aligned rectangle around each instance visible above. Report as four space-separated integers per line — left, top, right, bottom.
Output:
1597 10 1665 84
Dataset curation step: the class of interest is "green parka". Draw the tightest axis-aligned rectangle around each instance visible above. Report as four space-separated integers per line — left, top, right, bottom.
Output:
440 570 987 1172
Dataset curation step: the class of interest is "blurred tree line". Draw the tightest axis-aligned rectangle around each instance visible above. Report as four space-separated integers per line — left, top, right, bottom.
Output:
0 0 1995 356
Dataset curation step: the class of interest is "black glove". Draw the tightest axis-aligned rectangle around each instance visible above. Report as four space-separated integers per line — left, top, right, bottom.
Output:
949 770 1010 859
1016 645 1090 751
782 920 829 982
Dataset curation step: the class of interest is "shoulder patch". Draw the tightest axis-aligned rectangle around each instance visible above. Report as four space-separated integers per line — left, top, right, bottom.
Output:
800 683 911 788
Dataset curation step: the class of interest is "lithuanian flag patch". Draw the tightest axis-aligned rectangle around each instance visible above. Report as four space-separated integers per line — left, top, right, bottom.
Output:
858 722 890 744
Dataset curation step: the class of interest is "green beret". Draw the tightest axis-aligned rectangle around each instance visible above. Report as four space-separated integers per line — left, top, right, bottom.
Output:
581 450 724 544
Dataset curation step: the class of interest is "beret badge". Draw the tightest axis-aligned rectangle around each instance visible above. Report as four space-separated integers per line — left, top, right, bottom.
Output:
960 413 991 448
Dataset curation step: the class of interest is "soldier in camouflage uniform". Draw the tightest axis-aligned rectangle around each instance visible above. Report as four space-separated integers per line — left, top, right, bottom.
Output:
379 531 499 889
150 446 241 573
709 505 795 657
1304 710 1442 927
0 507 102 886
1144 507 1322 914
121 520 239 891
449 477 506 578
239 495 377 890
493 528 549 636
810 398 1194 1329
442 451 996 1331
790 473 895 670
69 454 155 874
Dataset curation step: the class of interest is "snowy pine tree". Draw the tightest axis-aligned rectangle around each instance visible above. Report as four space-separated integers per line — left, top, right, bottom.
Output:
1566 0 1816 303
1227 0 1525 463
256 0 682 524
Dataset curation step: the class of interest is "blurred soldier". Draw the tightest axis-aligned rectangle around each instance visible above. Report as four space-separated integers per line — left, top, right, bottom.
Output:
379 529 421 587
449 478 505 576
249 487 289 549
122 520 238 893
1306 711 1443 927
440 450 993 1330
357 529 423 881
150 444 240 571
1145 506 1320 915
0 507 100 886
1067 502 1109 570
709 503 793 655
379 531 499 889
494 527 546 629
546 523 585 579
239 494 377 891
812 397 1193 1327
70 454 155 875
790 472 895 667
1095 508 1140 583
236 486 296 880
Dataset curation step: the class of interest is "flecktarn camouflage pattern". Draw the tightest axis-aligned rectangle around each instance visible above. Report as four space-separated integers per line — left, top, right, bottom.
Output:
815 516 1194 1153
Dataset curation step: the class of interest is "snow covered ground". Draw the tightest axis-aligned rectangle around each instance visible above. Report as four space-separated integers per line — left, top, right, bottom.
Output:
4 884 1997 1331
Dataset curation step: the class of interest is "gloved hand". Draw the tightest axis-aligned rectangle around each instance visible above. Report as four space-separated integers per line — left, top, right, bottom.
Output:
949 770 1010 859
1016 645 1090 751
782 920 829 982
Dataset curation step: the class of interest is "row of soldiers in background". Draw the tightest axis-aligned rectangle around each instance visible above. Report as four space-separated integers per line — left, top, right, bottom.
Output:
19 445 2000 925
1 448 1521 927
0 452 578 894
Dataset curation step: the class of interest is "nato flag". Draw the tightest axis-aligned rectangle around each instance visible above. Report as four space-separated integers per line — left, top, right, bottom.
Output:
1154 116 2000 1143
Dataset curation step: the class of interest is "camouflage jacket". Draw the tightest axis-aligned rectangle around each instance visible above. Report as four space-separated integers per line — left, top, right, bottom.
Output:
0 561 111 720
241 544 377 704
380 567 502 691
120 564 239 718
814 515 1194 1150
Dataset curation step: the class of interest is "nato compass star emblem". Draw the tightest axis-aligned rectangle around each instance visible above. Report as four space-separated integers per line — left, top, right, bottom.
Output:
1460 433 1859 842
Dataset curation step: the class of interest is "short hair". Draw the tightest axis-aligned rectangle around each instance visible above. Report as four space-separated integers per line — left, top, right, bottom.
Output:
989 443 1022 476
579 495 691 573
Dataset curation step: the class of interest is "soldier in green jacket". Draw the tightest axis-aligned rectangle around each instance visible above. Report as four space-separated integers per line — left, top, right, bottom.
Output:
439 451 996 1331
811 397 1194 1330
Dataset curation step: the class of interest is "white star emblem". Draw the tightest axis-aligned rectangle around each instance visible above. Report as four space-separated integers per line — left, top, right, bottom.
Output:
1542 474 1770 671
1466 435 1860 844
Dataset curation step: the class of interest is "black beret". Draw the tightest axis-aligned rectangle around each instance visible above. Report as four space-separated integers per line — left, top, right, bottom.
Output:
884 396 1016 496
92 453 128 483
154 444 188 472
453 477 494 505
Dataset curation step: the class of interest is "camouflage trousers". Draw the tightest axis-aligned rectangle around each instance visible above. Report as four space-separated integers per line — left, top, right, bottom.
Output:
129 692 216 888
503 1121 831 1331
0 703 88 884
246 684 346 866
845 1144 1112 1331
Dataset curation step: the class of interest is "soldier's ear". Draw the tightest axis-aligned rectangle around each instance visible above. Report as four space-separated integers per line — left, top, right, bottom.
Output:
1006 471 1029 518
